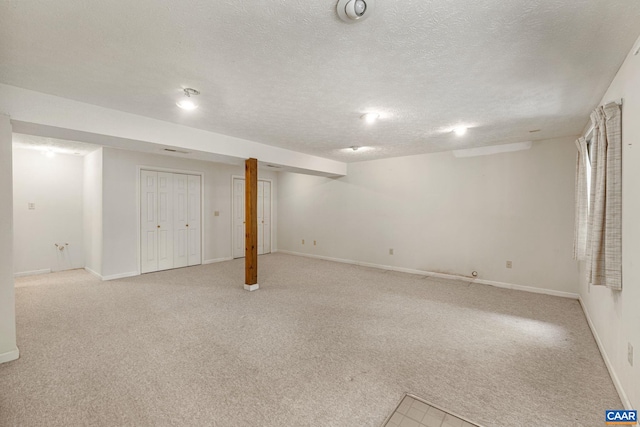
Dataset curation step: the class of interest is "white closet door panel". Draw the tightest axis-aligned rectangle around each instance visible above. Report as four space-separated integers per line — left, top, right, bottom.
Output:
263 181 271 254
140 170 158 273
233 178 272 258
257 181 264 255
187 175 201 266
233 178 245 259
173 173 189 268
157 172 174 271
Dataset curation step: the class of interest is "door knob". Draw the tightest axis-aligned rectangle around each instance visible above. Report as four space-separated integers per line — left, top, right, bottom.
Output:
186 224 189 227
157 225 160 228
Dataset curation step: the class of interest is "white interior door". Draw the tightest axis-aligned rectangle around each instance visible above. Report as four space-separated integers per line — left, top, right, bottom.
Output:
233 178 271 258
141 170 202 273
233 177 245 259
262 181 271 255
141 170 158 273
173 173 189 268
187 175 201 266
157 172 174 271
257 181 264 255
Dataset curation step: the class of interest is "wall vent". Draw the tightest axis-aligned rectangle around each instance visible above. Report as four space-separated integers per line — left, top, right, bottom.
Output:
163 148 190 154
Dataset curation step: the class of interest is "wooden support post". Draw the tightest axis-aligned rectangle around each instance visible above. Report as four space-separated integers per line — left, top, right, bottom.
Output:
244 158 259 291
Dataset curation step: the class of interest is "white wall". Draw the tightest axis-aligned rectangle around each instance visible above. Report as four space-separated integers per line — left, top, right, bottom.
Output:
278 137 578 295
101 147 277 278
0 115 18 363
578 37 640 409
83 148 103 276
12 147 84 275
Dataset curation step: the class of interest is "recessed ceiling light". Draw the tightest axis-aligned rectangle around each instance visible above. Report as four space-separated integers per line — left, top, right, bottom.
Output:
361 113 379 124
43 149 55 158
453 126 467 136
176 99 197 110
176 88 200 110
343 146 374 153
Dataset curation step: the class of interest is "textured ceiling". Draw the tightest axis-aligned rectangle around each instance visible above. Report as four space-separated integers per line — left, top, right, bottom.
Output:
12 134 100 156
1 1 639 163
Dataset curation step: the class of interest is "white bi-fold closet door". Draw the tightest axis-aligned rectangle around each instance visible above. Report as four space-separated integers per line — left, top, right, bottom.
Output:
232 177 271 259
141 170 201 274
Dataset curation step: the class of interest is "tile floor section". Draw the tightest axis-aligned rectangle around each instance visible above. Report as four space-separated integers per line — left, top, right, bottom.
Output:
384 395 481 427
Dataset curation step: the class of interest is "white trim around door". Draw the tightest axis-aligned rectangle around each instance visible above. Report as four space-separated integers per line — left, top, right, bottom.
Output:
137 166 205 275
231 175 273 259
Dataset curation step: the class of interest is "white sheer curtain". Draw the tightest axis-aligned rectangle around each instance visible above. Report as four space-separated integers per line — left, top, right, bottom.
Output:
573 137 588 260
584 102 622 290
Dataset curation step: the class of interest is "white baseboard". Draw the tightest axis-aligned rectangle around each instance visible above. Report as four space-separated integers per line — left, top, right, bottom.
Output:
276 250 579 299
14 268 51 278
203 257 233 265
84 268 138 281
474 278 579 299
0 347 19 364
244 283 259 291
102 271 139 281
578 296 631 409
84 267 102 280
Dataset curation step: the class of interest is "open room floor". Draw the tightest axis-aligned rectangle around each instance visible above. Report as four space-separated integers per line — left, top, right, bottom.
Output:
1 254 620 426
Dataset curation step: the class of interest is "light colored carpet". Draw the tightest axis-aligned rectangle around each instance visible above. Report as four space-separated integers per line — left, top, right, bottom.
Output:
1 253 620 426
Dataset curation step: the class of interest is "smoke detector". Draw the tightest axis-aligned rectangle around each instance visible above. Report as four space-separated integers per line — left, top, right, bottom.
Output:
337 0 374 23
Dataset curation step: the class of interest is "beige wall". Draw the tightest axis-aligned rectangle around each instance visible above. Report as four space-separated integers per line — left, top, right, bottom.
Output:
13 148 85 275
278 136 579 295
100 148 278 278
0 115 18 363
83 148 103 276
578 36 640 409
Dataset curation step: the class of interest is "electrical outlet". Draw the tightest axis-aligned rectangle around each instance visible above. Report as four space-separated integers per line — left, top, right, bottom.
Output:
28 202 35 210
214 211 220 217
302 239 305 245
389 248 394 255
629 343 634 366
506 260 512 268
313 240 316 246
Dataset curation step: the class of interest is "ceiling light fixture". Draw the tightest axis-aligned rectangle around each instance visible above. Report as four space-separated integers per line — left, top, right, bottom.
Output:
361 113 379 124
337 0 374 23
176 88 200 110
43 149 55 158
453 126 468 136
351 146 360 151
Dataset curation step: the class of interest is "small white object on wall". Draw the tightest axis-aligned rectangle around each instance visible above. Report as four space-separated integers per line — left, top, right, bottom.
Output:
336 0 374 23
